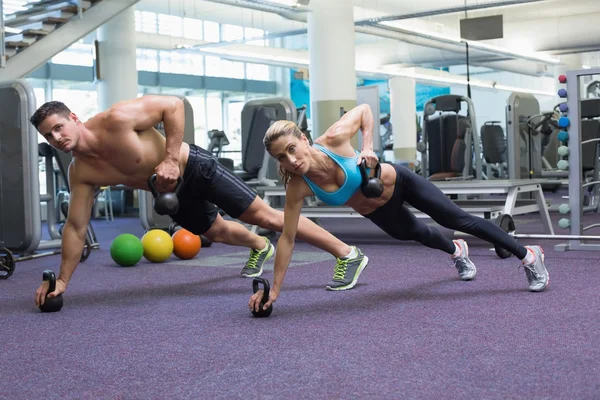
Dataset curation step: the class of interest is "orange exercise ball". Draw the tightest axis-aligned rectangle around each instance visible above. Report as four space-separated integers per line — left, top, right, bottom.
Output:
172 228 202 260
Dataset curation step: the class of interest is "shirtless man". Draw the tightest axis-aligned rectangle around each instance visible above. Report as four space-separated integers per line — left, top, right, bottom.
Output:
31 96 368 307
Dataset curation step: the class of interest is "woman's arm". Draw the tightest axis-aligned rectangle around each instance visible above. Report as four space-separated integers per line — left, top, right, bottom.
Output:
249 177 306 312
322 104 374 149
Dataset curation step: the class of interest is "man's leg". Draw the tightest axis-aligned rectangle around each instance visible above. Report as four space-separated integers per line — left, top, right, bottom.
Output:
237 197 351 258
202 213 274 278
203 213 266 250
238 197 369 290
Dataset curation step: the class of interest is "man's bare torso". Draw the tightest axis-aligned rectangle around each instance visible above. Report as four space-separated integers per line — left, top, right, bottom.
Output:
72 113 189 191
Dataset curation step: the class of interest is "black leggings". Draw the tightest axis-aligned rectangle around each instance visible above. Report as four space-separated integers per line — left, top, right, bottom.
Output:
365 164 528 260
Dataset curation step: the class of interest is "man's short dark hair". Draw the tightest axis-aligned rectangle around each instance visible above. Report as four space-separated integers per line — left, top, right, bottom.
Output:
29 101 72 129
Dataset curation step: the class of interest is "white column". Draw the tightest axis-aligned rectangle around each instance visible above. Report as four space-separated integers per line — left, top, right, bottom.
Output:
389 77 417 164
96 7 138 111
307 0 356 138
554 54 582 91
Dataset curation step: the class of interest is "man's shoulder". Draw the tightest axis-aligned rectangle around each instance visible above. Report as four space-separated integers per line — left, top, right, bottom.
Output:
67 157 93 185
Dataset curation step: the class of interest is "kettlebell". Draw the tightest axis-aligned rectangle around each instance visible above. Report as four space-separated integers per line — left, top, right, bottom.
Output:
251 277 273 318
147 174 184 216
39 270 63 313
359 159 384 198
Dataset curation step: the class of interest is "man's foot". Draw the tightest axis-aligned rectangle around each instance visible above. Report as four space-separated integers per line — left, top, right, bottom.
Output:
452 239 477 281
326 247 369 291
240 237 275 278
522 245 549 292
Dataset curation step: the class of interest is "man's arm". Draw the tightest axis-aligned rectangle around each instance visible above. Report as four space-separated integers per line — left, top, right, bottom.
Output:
58 173 96 286
323 104 375 150
108 95 186 163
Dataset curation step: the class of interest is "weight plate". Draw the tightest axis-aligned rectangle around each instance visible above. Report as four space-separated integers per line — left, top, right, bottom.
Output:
0 247 16 279
494 214 515 259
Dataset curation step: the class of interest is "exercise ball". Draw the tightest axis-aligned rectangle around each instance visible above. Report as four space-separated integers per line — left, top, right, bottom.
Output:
558 203 571 215
558 218 571 229
557 130 569 142
557 146 570 157
557 160 569 171
557 88 568 98
558 117 570 128
141 229 174 263
172 229 202 260
110 234 144 267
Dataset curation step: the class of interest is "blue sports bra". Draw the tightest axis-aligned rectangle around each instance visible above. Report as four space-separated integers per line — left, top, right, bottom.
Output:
302 144 366 206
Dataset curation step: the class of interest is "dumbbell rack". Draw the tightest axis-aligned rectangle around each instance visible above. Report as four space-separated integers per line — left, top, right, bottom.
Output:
555 67 600 252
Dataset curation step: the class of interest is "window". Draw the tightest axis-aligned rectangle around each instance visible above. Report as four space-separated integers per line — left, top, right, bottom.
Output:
137 49 159 71
246 63 270 81
221 59 245 79
206 95 223 131
205 56 221 77
51 43 94 67
33 87 46 108
205 56 244 79
158 14 183 37
183 18 203 40
158 51 204 75
222 24 244 42
204 21 220 43
51 89 98 123
186 95 208 148
136 11 158 34
226 100 245 166
245 27 266 47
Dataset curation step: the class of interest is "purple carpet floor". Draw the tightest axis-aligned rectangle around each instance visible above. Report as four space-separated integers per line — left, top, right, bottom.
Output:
2 206 600 399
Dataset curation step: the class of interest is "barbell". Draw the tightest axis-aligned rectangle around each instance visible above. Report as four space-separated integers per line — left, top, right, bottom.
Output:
493 214 600 258
0 244 92 280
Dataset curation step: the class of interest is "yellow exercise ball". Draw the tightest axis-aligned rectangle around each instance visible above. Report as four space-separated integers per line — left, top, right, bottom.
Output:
141 229 174 263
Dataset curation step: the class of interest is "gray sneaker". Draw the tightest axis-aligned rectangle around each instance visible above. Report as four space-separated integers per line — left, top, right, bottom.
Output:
240 237 274 278
452 239 477 281
523 245 549 292
326 247 369 291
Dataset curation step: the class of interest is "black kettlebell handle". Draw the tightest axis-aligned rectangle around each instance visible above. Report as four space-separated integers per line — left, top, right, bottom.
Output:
253 277 270 304
43 269 57 293
40 270 64 313
147 174 184 198
251 277 273 318
359 159 382 184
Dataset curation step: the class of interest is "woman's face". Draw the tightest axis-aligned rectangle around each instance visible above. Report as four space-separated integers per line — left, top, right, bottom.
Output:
268 134 311 175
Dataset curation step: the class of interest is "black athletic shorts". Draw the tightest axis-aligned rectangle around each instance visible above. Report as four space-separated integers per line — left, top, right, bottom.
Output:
170 144 257 234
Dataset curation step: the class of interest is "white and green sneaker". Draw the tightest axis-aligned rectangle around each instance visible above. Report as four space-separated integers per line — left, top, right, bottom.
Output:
240 237 275 278
326 247 369 291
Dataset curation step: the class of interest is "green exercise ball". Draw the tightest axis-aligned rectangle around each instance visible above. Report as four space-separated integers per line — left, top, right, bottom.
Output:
558 203 571 215
110 233 144 267
558 218 571 229
557 146 570 157
557 160 569 171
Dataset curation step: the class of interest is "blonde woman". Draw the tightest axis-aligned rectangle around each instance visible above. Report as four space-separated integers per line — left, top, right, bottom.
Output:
249 104 549 313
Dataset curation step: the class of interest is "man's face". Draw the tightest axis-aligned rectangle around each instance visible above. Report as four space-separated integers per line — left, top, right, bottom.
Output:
38 113 79 152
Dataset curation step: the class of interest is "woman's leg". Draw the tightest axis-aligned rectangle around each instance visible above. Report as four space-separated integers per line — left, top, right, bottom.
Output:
370 204 455 254
398 166 528 260
368 203 477 280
